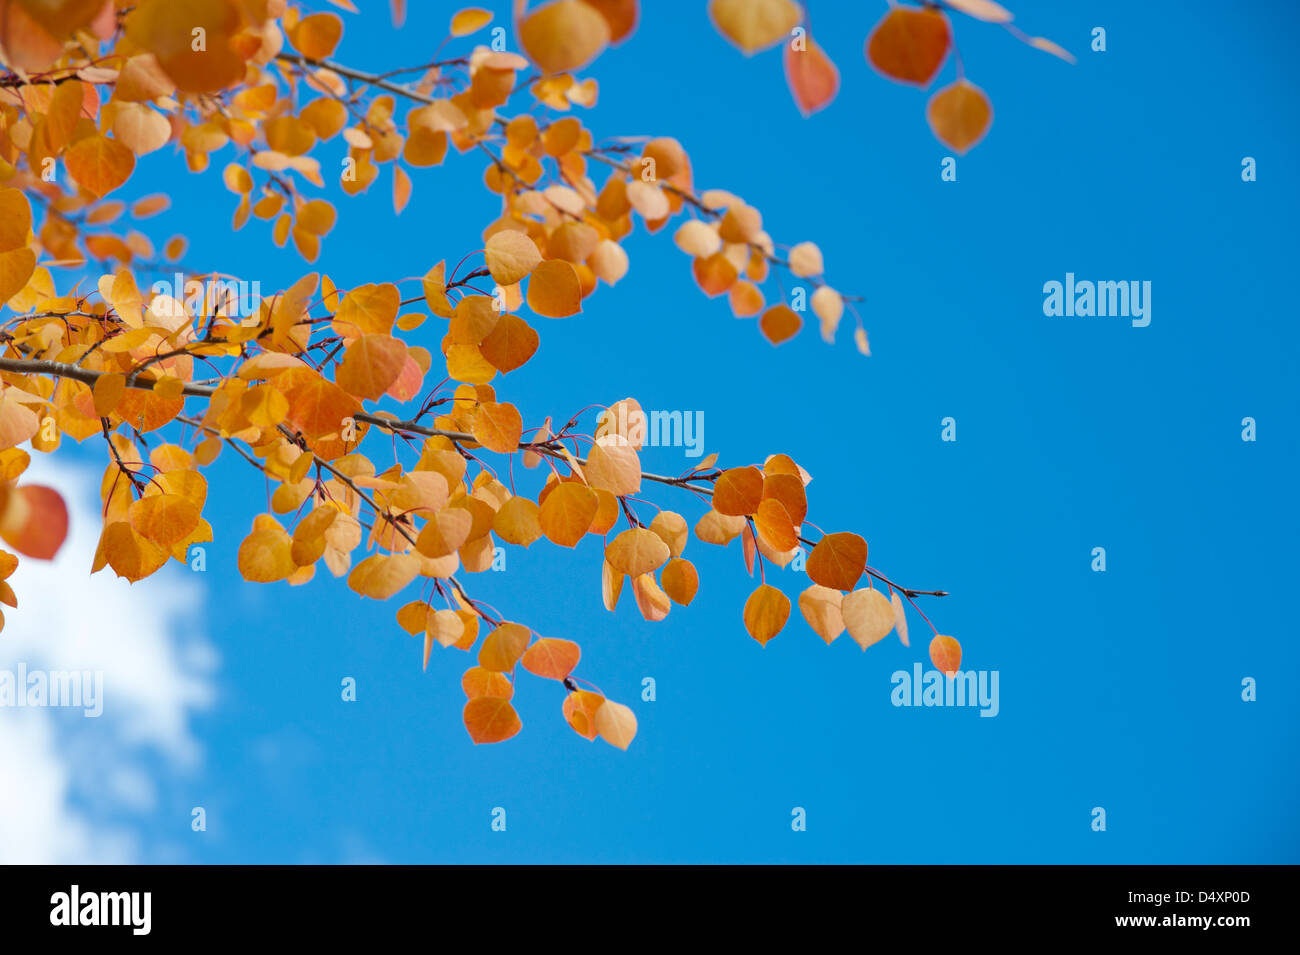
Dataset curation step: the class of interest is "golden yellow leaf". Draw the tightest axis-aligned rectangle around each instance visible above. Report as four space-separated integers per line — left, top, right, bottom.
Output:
416 507 474 558
605 527 669 577
471 401 523 453
798 584 845 644
743 583 790 646
478 621 529 672
291 12 344 59
926 79 993 154
493 496 542 546
518 0 611 74
0 189 32 253
485 229 542 285
842 587 894 651
526 259 583 318
238 523 296 583
348 552 420 599
709 0 800 55
594 698 637 749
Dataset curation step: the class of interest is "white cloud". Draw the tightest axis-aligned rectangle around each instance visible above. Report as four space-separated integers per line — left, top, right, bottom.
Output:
0 452 218 863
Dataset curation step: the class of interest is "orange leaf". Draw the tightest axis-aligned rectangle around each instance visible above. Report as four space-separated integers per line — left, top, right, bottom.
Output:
605 527 670 577
462 666 514 700
743 583 790 646
754 497 798 552
784 34 839 116
660 557 698 606
930 634 962 677
526 258 583 317
926 79 993 154
471 401 523 453
539 482 598 547
806 532 867 591
520 636 581 680
759 304 802 344
64 134 136 198
865 7 951 87
336 334 407 400
291 12 344 60
463 696 522 743
713 466 763 517
0 485 68 559
563 689 605 740
519 0 611 74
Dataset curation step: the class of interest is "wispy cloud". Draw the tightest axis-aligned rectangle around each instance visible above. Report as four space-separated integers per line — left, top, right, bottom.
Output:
0 453 218 863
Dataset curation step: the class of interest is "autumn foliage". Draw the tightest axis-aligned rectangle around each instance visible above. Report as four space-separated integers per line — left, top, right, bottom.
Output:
0 0 1064 748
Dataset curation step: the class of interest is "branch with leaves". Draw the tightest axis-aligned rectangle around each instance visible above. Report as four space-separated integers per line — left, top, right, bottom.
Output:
0 0 1004 749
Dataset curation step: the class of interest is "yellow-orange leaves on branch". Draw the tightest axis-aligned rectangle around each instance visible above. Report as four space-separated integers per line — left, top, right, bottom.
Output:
520 637 580 680
806 532 867 592
866 7 951 87
927 80 993 154
463 696 522 743
518 0 611 75
709 0 800 55
930 634 962 677
785 34 840 116
743 583 790 646
126 0 246 93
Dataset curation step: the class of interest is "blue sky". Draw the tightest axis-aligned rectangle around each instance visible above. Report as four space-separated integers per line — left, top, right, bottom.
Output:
4 0 1298 863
